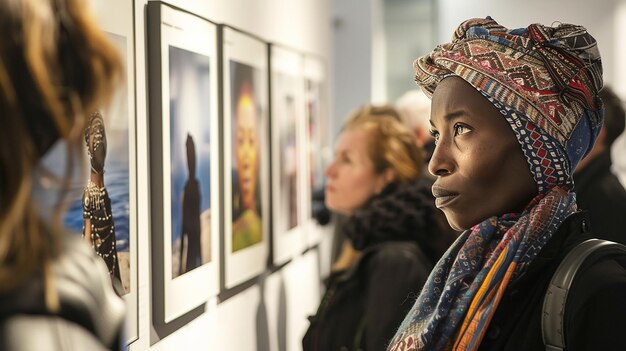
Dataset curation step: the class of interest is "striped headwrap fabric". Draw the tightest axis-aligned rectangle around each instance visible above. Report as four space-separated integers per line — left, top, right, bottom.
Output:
414 16 603 193
387 17 603 351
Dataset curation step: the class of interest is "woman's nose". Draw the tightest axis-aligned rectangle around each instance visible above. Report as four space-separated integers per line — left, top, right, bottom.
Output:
242 143 252 156
325 161 337 178
428 143 452 177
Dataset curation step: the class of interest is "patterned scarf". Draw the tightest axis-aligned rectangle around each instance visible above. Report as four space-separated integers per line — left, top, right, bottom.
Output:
388 186 576 350
388 17 603 350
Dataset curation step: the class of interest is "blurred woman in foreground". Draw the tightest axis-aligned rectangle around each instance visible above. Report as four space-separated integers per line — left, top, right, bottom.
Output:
0 0 126 349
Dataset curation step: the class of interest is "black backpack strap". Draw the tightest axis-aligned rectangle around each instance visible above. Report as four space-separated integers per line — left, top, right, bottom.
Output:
542 239 626 351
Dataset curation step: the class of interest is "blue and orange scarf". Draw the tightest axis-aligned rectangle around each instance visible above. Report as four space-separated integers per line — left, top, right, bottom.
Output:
388 186 577 350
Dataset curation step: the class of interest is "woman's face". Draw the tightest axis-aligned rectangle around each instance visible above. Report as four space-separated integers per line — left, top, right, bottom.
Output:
235 92 258 211
325 128 391 214
428 77 537 231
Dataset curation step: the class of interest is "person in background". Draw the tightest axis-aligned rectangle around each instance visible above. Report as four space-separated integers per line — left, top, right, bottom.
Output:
303 105 456 351
573 86 626 245
396 89 436 162
389 17 626 351
0 0 126 349
328 90 458 266
395 88 458 238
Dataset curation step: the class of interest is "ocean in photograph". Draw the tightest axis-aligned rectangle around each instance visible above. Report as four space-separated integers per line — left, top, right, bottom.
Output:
63 151 130 252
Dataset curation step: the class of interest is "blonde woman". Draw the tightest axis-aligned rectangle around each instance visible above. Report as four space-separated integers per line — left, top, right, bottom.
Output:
303 105 456 351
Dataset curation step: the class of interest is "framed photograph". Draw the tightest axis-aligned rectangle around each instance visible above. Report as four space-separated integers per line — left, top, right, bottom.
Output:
270 45 307 264
222 26 270 289
148 2 220 323
303 55 330 246
57 0 139 343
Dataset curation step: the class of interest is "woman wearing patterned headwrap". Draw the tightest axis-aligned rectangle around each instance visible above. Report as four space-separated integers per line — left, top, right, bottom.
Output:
388 17 626 351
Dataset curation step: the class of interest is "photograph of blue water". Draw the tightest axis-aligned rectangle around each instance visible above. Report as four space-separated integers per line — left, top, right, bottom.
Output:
63 157 130 252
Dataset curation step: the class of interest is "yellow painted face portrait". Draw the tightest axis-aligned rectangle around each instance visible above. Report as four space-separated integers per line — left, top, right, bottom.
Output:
235 86 259 212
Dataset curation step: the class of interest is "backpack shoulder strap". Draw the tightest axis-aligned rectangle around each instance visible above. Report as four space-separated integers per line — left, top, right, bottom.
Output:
542 239 626 351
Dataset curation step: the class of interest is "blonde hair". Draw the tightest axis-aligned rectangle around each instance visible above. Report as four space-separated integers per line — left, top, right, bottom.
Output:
0 0 122 309
344 104 424 183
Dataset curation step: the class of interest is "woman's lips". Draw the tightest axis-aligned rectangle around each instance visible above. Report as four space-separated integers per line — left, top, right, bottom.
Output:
432 185 459 208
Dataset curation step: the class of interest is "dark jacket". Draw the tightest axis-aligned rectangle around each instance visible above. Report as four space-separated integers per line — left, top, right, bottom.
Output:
0 235 125 351
478 211 626 351
303 180 456 351
573 151 626 245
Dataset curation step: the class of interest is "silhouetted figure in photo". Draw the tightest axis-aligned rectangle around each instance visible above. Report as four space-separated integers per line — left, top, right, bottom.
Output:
180 134 202 274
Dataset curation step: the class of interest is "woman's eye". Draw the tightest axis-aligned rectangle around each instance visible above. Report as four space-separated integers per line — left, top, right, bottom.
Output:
453 124 471 136
429 129 440 145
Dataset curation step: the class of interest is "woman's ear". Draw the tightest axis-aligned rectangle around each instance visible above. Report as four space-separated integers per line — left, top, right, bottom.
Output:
376 168 396 193
384 167 396 184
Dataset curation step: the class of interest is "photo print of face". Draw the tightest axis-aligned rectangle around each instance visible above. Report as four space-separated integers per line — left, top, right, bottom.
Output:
230 60 264 252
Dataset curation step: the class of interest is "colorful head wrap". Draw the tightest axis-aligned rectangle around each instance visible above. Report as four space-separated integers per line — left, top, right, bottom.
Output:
388 18 603 351
414 16 603 193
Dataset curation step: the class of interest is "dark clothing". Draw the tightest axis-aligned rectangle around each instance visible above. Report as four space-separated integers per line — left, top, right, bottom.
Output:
478 211 626 351
0 235 125 351
311 187 331 226
345 178 457 264
303 242 432 351
304 180 456 351
574 151 626 245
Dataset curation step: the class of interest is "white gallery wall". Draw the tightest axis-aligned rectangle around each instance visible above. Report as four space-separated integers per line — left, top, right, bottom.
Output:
125 0 335 350
332 0 382 130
